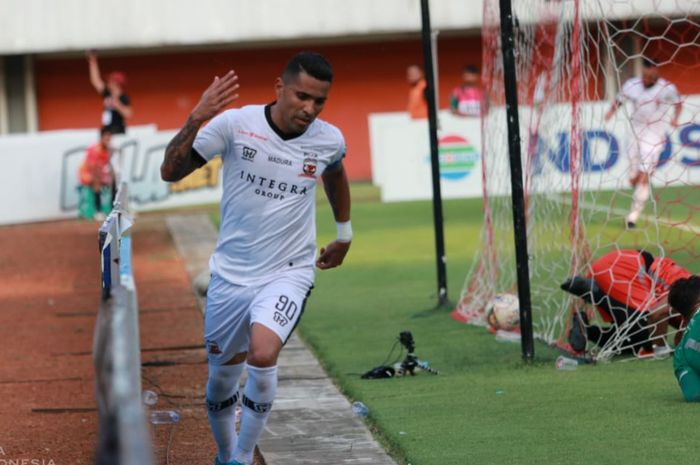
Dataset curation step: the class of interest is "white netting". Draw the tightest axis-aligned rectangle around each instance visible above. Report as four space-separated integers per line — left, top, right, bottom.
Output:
454 0 700 361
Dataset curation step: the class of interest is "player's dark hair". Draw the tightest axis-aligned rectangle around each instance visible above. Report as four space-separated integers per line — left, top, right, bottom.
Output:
669 276 700 320
100 127 113 136
642 58 657 69
282 52 333 84
464 64 480 74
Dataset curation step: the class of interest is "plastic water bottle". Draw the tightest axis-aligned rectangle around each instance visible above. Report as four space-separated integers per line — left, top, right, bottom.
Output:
142 389 180 424
351 401 369 417
150 410 181 425
555 356 578 371
653 344 672 360
142 390 158 406
495 329 521 343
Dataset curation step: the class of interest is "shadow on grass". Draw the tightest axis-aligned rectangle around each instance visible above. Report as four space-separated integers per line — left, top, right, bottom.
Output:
410 299 455 318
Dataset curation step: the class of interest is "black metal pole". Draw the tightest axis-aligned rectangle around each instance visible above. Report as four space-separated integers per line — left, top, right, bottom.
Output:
420 0 448 307
499 0 534 361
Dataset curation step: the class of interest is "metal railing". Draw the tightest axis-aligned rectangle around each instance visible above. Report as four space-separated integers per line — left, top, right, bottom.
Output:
93 182 153 465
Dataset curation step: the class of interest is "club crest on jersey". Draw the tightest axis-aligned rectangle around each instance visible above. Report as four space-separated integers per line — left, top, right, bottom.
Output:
242 146 257 162
300 153 318 178
206 340 222 354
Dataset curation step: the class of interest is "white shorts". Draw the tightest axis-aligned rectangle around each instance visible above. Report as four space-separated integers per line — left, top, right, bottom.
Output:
204 268 314 365
627 129 666 175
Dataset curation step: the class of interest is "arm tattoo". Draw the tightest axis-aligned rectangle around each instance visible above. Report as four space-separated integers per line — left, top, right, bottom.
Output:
162 116 201 181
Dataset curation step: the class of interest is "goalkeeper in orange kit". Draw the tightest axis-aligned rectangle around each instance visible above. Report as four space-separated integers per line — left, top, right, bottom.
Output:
561 249 691 355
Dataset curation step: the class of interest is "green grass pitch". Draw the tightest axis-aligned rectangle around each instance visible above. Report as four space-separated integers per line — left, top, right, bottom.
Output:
213 182 699 465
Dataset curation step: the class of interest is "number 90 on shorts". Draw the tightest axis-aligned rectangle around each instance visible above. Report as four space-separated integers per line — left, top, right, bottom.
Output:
204 268 314 363
273 294 299 326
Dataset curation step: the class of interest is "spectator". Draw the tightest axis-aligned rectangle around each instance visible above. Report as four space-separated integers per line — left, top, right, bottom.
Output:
406 64 428 119
450 65 484 117
78 128 114 220
87 50 133 135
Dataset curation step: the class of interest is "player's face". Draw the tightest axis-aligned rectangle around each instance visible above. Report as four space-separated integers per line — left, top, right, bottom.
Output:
276 71 331 133
642 67 659 88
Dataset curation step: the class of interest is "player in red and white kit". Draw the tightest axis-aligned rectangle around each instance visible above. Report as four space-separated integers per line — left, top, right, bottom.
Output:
605 60 682 229
161 52 351 465
563 249 691 355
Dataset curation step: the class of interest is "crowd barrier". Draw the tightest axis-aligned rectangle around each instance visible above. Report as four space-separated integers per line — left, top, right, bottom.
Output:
93 182 153 465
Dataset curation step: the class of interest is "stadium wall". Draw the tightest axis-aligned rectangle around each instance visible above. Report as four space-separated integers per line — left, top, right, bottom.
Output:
0 0 479 54
33 36 482 180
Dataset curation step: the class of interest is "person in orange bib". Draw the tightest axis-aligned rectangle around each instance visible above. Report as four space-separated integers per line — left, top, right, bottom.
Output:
406 64 428 120
78 128 114 219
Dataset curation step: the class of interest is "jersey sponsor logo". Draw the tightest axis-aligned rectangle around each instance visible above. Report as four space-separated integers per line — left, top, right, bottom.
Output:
237 129 269 141
239 169 309 200
268 155 292 166
300 152 318 178
242 146 257 162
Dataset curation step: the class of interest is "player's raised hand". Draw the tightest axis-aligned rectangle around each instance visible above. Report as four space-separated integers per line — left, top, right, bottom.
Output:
316 241 351 270
191 70 240 123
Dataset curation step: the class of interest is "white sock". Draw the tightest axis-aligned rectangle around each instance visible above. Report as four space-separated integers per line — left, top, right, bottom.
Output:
234 364 278 465
206 363 245 463
627 182 650 224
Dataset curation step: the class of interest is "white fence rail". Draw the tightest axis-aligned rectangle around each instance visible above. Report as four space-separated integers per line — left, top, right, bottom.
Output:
93 182 153 465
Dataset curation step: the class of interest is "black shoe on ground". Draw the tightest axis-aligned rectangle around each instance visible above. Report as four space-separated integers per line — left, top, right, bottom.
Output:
625 221 636 230
568 311 588 353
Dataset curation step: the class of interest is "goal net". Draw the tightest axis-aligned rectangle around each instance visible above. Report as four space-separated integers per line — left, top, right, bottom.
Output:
454 0 700 361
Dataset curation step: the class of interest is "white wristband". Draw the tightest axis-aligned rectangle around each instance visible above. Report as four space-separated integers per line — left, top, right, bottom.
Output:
336 221 353 243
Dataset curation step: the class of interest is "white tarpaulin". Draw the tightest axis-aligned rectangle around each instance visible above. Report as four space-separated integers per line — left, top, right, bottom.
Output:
0 126 224 225
369 100 700 203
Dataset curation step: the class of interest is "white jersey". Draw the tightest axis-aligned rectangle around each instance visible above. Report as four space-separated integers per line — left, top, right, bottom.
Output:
619 77 680 136
193 104 346 285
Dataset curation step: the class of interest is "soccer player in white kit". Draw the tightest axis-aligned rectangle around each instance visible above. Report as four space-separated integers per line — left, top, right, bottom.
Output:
605 59 682 229
160 52 352 465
